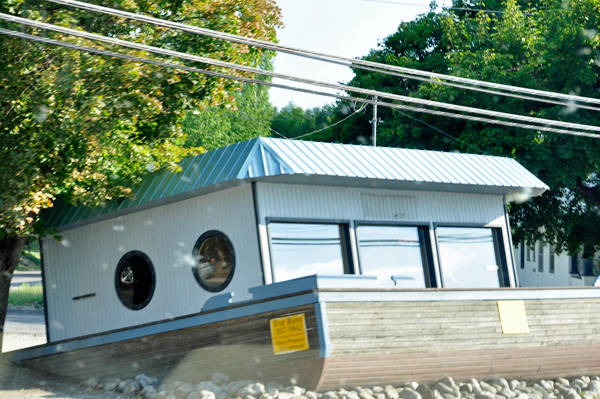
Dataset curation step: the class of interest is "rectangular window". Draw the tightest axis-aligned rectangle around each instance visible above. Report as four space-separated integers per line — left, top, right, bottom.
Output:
538 245 544 272
526 246 531 261
356 225 433 288
584 258 595 276
532 243 536 262
570 254 579 274
437 227 508 289
520 244 525 269
549 245 555 273
269 222 351 283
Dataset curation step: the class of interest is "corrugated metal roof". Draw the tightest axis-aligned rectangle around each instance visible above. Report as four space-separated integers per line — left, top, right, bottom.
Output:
45 137 549 229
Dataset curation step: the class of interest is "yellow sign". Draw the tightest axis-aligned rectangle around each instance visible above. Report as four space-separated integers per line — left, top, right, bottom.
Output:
497 300 530 334
270 313 310 355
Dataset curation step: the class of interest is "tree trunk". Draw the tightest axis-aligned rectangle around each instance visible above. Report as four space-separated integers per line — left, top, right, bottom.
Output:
0 234 28 352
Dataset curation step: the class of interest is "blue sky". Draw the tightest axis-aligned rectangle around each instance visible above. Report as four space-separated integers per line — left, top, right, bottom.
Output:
269 0 451 110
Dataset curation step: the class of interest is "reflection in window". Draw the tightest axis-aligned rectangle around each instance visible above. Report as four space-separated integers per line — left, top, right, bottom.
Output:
437 227 501 289
357 226 426 288
192 231 235 292
115 251 155 310
270 223 348 283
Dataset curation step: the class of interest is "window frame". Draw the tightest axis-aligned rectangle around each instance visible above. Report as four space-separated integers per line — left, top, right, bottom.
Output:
538 244 544 273
354 221 436 288
434 223 511 288
549 245 555 274
192 230 236 293
114 250 156 311
266 218 355 283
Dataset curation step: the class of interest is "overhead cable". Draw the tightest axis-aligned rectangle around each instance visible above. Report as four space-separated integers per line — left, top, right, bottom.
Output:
2 13 600 135
1 27 599 140
42 0 600 109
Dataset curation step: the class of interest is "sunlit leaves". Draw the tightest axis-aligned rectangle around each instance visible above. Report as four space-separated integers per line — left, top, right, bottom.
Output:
0 0 282 237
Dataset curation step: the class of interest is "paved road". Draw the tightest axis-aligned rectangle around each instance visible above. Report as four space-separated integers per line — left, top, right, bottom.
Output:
5 309 46 334
11 271 42 288
3 308 47 352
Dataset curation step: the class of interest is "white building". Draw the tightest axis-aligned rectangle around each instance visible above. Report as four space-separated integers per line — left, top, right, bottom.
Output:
515 242 597 287
40 138 548 342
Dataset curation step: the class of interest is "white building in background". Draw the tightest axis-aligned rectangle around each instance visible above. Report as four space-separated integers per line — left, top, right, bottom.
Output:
514 242 598 287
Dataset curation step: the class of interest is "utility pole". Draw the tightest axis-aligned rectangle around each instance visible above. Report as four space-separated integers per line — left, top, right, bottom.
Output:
371 96 378 147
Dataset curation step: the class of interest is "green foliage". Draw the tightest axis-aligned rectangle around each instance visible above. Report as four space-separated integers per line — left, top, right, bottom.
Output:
184 82 275 151
311 0 600 256
8 283 44 308
0 0 282 238
17 241 41 271
271 102 365 142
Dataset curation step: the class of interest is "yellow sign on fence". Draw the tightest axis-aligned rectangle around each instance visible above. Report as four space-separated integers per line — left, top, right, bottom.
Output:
270 313 310 355
497 300 530 334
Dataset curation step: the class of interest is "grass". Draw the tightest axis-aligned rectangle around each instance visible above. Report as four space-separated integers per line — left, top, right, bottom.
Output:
8 283 44 308
16 242 41 271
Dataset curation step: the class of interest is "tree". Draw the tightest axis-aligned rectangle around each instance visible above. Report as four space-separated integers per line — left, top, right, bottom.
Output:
0 0 281 350
184 77 275 151
317 0 600 257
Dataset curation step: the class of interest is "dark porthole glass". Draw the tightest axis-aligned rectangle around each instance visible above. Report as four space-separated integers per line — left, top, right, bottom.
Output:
192 231 235 292
114 251 156 310
193 230 235 292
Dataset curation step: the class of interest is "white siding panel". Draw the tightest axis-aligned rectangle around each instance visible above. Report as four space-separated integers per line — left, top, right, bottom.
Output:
256 183 505 225
43 184 261 341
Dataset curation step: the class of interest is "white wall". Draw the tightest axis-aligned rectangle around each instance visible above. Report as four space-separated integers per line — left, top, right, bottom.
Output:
514 242 594 287
254 183 514 286
42 184 262 342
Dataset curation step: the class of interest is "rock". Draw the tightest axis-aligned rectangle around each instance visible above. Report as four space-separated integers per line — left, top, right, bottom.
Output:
279 393 298 399
142 386 159 399
359 392 375 399
499 389 515 399
582 377 591 385
123 381 142 395
509 382 520 391
119 379 135 392
440 378 458 389
306 392 320 399
176 383 195 399
459 385 473 394
442 394 457 399
417 384 435 399
373 388 384 394
322 392 339 399
494 394 506 399
534 384 549 395
515 394 528 399
565 392 580 399
226 381 253 396
433 383 456 396
211 374 230 386
100 378 120 391
285 387 303 396
376 394 386 399
475 391 495 399
188 393 201 399
400 388 422 399
571 380 586 390
581 391 595 399
82 377 99 389
137 374 154 388
386 388 401 399
479 383 497 395
468 380 481 391
200 390 217 399
491 380 510 390
572 387 582 394
555 379 570 387
405 383 419 390
540 381 554 391
258 394 273 399
588 381 600 393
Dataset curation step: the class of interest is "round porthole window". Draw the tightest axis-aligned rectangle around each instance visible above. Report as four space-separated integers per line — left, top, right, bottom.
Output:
192 231 235 292
114 251 156 310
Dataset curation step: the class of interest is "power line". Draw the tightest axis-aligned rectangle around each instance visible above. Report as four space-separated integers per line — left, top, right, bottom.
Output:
2 27 600 140
41 0 600 109
3 13 600 136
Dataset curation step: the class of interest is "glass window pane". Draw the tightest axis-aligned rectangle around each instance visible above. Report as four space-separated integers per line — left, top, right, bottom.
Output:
270 223 346 282
357 225 426 288
437 227 500 289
